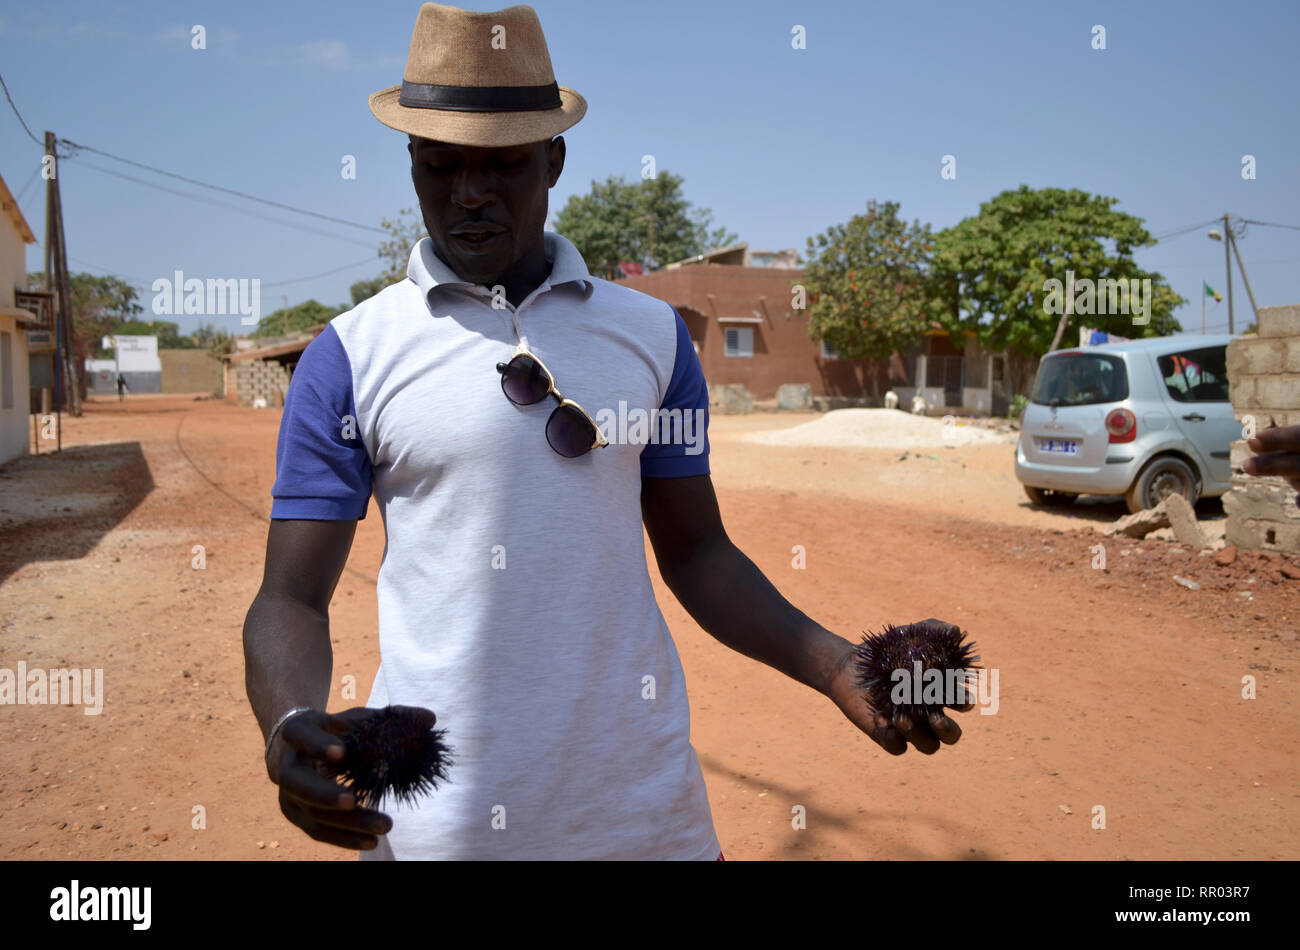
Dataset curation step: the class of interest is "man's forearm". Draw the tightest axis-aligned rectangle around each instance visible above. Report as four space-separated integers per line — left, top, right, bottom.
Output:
243 591 335 743
659 537 851 696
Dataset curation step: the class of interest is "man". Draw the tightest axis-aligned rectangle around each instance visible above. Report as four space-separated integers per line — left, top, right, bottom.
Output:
243 2 971 861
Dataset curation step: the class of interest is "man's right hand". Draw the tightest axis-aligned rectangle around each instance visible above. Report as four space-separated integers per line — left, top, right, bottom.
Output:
265 706 396 851
1245 424 1300 494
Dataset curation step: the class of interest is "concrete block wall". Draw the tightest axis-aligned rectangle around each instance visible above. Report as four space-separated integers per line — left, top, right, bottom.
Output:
1225 304 1300 554
160 349 223 394
232 359 291 407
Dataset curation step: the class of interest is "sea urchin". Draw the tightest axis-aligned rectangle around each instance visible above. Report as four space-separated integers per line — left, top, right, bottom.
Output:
852 620 981 722
326 706 453 808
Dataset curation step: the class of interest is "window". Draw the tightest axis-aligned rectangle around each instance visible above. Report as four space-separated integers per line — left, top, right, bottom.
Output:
1032 353 1129 407
1157 346 1229 403
1 332 11 410
820 340 838 360
724 327 753 358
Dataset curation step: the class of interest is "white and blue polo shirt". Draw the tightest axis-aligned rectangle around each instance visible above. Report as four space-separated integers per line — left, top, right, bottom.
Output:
270 232 721 860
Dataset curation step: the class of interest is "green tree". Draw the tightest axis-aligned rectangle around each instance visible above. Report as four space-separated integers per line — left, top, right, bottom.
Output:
114 320 194 349
801 200 936 399
377 208 428 284
930 186 1185 390
193 322 236 360
30 271 146 366
553 172 738 279
252 299 342 338
350 277 387 306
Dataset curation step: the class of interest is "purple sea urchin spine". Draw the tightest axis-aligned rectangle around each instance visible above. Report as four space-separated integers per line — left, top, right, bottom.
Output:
328 706 453 808
852 620 981 721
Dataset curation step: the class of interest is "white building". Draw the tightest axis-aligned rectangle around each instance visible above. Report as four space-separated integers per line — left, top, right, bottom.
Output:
0 171 40 465
87 334 162 394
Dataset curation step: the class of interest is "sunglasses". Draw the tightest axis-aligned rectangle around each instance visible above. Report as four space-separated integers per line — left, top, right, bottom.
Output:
496 345 610 458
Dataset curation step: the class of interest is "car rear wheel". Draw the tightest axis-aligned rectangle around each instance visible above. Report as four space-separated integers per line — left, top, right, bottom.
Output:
1125 456 1200 514
1023 485 1079 507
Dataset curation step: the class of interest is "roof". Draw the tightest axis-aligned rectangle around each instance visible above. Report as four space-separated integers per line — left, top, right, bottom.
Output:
664 242 749 269
225 326 326 363
1049 333 1238 355
0 171 37 244
0 305 44 326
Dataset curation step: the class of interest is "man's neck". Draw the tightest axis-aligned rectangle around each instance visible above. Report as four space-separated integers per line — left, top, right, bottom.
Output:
495 242 551 308
432 238 551 309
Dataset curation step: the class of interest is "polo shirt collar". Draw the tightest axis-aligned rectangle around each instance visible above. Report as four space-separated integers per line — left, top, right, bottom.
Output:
408 231 594 299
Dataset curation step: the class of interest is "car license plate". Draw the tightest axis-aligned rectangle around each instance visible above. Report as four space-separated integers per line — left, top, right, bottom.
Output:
1039 438 1078 455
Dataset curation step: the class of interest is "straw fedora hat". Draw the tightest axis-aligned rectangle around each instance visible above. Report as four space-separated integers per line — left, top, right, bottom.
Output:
369 3 587 148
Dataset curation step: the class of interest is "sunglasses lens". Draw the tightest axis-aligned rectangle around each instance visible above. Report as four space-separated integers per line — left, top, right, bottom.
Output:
546 405 598 458
499 355 549 405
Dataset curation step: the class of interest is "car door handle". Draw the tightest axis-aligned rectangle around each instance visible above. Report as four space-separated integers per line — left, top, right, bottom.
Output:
1182 413 1206 422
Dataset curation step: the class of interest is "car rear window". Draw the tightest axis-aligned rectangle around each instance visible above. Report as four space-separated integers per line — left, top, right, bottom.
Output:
1031 352 1129 406
1156 346 1229 402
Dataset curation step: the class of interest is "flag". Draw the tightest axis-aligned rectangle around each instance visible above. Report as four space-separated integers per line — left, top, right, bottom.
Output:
1204 281 1222 302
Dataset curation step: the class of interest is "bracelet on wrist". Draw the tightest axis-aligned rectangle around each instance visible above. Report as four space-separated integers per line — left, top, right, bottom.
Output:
265 705 313 761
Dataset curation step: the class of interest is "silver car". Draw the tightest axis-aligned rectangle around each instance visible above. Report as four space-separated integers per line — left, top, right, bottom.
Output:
1015 334 1240 513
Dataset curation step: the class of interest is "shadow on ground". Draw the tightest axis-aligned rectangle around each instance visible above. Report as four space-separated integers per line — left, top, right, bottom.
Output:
699 753 995 860
1020 494 1226 528
0 442 155 586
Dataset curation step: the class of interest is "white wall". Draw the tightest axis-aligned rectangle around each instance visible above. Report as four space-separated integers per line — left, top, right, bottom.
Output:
0 313 32 464
962 387 992 414
0 221 25 310
111 335 161 372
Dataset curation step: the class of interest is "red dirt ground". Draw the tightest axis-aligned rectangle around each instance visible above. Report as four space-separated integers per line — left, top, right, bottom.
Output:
1 394 1296 860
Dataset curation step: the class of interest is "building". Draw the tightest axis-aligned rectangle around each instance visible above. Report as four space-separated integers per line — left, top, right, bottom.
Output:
616 242 1010 413
223 327 325 407
0 171 41 465
85 334 164 394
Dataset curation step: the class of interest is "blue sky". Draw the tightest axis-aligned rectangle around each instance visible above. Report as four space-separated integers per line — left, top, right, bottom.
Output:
1 0 1296 338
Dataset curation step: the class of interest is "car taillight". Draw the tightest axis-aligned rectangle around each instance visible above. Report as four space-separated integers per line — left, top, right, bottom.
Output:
1106 408 1136 443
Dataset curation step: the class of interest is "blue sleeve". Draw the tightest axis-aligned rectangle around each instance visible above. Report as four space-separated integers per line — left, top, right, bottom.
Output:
640 307 710 478
270 324 373 520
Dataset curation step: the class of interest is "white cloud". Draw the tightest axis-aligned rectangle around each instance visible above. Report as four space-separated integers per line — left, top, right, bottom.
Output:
298 39 349 69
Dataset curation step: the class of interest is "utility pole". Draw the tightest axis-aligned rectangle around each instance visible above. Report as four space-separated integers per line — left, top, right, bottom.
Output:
1228 227 1260 327
1222 213 1234 335
43 131 61 449
45 131 81 418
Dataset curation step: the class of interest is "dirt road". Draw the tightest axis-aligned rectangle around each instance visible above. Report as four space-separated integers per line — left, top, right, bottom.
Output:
1 395 1296 859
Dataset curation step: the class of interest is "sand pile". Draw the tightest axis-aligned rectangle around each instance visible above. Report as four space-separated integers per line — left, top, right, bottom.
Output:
742 409 1017 450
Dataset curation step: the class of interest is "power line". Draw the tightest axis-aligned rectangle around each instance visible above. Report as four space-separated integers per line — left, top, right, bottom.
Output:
13 165 41 203
0 70 43 146
1153 218 1221 242
261 256 379 289
64 157 376 249
59 137 386 234
1162 255 1300 270
67 255 148 287
69 251 379 296
1240 218 1300 233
